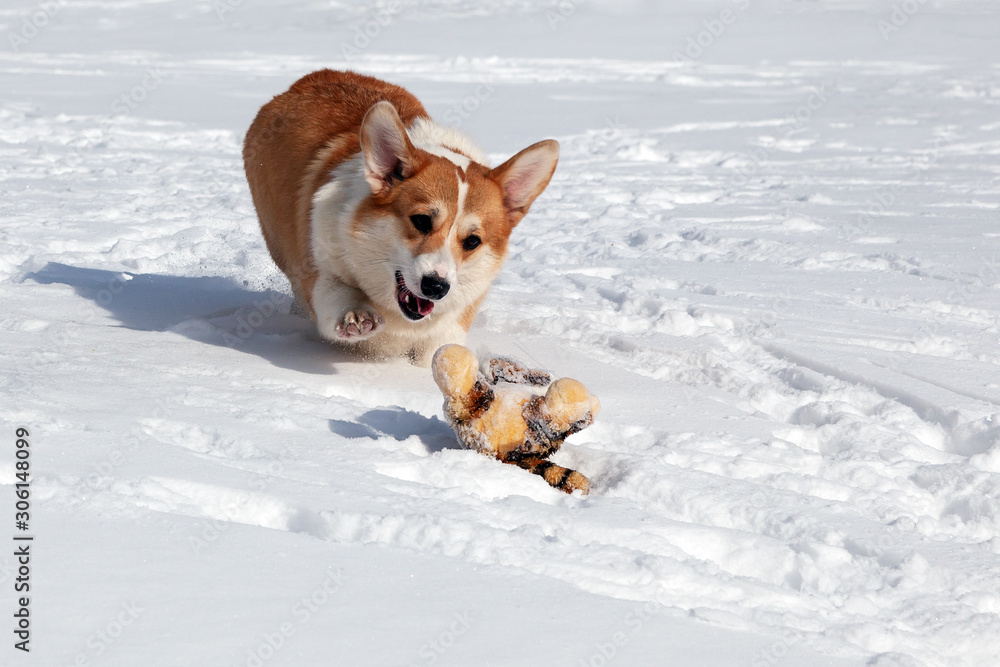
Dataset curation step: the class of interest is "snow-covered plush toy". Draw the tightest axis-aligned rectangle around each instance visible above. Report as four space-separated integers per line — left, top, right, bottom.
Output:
431 344 599 494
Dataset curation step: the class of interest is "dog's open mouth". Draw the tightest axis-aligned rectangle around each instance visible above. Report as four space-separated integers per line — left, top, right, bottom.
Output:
395 271 434 321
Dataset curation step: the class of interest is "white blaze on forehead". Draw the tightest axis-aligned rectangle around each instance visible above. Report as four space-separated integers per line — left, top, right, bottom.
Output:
454 173 468 224
413 168 470 284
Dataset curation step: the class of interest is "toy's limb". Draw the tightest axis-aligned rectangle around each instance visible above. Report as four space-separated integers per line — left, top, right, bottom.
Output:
522 389 597 452
486 356 552 386
510 456 590 495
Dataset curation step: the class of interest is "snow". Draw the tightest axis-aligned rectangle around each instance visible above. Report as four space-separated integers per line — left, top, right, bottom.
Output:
2 0 999 665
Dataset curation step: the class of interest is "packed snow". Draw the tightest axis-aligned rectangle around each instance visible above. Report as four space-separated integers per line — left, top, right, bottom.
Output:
1 1 999 666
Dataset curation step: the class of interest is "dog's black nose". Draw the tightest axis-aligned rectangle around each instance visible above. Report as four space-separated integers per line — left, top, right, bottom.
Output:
420 274 450 300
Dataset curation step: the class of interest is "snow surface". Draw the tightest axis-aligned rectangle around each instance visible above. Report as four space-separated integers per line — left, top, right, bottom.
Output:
2 1 999 665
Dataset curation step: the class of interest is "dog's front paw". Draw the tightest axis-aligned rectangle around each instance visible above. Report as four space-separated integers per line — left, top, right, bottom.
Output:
334 309 383 340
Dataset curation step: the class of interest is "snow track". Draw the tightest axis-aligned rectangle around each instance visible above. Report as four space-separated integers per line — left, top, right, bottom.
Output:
2 1 999 665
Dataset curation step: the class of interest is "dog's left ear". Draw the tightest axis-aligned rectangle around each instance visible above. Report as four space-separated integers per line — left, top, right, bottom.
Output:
360 101 420 195
489 139 559 227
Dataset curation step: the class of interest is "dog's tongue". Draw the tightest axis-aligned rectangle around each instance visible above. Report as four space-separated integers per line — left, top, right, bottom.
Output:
415 295 434 316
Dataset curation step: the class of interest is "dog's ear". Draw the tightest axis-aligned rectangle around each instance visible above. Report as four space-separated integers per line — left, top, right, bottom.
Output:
488 139 559 227
360 101 419 195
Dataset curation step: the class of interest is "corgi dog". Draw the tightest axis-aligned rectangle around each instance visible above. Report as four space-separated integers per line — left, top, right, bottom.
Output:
243 70 559 365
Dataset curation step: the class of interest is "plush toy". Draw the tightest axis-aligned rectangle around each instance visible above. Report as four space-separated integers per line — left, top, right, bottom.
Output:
431 344 599 494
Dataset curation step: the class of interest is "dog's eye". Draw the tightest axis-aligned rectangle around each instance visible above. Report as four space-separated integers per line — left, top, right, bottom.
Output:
410 214 433 234
462 235 482 251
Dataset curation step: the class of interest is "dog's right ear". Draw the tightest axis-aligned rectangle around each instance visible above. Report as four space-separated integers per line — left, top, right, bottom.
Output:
360 101 418 195
488 139 559 228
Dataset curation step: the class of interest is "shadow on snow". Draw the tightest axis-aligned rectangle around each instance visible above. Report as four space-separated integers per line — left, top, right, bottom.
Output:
25 261 343 375
329 407 460 454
